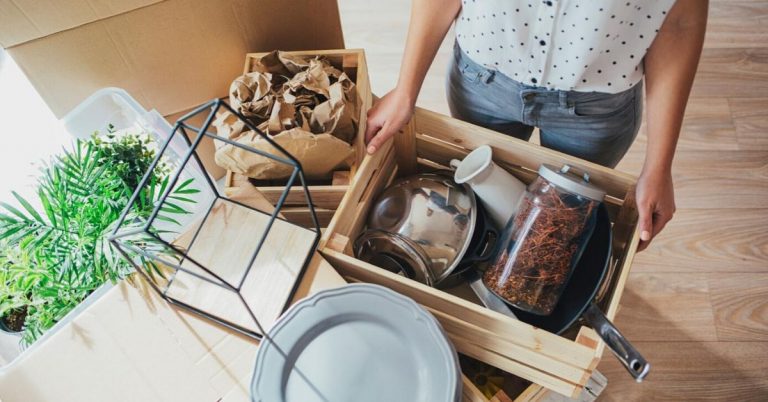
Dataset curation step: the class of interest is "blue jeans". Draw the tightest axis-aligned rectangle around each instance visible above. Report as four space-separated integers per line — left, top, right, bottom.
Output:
447 44 643 168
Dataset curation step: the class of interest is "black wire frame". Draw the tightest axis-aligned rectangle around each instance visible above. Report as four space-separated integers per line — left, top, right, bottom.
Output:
108 99 321 339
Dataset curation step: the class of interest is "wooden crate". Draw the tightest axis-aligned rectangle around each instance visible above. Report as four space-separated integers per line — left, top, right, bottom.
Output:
460 370 608 402
318 107 641 398
224 49 372 227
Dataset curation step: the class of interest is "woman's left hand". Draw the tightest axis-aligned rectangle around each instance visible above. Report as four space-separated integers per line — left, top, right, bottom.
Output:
635 169 676 252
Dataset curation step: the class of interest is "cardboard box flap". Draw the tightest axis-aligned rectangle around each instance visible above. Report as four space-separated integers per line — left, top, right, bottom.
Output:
6 0 345 118
0 0 163 48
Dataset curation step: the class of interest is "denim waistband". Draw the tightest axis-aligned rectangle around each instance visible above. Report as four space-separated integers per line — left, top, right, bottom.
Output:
452 42 640 107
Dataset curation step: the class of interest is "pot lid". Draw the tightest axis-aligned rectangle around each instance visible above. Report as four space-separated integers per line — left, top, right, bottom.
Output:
367 172 477 283
538 164 606 201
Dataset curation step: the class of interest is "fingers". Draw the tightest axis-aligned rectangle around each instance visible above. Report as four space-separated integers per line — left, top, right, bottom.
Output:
367 121 395 154
364 108 383 144
636 202 654 252
637 205 675 252
651 211 672 238
638 204 654 242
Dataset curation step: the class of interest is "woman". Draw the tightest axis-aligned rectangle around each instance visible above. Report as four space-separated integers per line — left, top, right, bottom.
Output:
364 0 707 251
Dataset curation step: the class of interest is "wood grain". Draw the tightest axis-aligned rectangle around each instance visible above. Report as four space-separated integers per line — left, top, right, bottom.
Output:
729 98 768 150
704 2 768 49
690 48 768 99
607 274 719 342
632 208 768 273
597 342 768 402
710 273 768 342
336 0 768 399
616 99 739 155
167 198 317 335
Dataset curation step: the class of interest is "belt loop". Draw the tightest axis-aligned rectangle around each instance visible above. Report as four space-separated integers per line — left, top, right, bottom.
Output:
559 91 568 108
482 70 495 84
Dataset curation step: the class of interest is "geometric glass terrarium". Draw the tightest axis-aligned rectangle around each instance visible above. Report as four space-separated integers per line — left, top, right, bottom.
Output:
109 99 320 338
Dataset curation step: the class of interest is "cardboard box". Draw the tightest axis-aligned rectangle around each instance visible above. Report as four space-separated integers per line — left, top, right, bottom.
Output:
0 0 345 118
0 253 347 402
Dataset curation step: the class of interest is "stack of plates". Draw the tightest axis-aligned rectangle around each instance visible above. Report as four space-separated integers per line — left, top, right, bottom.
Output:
251 284 461 402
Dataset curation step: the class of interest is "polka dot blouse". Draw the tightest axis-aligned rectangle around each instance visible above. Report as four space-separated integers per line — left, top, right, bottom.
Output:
455 0 676 93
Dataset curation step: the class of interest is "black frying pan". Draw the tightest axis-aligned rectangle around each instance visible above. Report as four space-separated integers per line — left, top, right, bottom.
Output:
508 204 650 381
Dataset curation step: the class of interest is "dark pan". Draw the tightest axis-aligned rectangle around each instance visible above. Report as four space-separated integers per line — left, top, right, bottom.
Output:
508 204 611 333
508 204 650 382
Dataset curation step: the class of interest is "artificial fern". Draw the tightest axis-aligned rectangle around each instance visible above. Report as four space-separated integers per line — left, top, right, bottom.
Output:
0 133 196 344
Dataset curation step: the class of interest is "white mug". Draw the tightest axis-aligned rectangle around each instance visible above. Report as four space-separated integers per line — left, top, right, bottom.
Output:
450 145 526 228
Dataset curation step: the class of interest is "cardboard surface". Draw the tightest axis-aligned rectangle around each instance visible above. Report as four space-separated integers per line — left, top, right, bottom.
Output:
0 166 345 401
0 0 160 47
0 253 346 402
1 0 344 118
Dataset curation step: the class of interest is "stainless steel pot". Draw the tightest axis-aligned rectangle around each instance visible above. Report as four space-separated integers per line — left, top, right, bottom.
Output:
354 229 435 286
356 171 516 318
366 172 489 283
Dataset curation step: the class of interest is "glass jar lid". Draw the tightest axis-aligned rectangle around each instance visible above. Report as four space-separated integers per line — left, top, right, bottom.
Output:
538 164 606 201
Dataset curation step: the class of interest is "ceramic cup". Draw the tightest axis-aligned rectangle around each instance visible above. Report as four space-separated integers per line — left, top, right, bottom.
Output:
450 145 526 228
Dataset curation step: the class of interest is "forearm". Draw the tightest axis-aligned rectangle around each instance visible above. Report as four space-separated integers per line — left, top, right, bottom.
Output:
396 0 461 105
642 0 708 175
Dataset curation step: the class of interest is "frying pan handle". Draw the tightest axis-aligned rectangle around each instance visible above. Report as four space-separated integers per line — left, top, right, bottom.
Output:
583 303 650 382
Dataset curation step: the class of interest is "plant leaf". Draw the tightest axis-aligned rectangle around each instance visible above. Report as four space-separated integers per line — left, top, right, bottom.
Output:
12 192 45 224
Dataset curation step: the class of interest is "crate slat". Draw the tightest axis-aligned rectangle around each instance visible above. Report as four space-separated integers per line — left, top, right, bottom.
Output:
319 106 641 398
413 107 636 200
321 249 598 368
225 172 348 210
320 140 395 247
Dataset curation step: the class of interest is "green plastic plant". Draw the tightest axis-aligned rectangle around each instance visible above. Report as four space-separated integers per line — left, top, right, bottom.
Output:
0 132 197 344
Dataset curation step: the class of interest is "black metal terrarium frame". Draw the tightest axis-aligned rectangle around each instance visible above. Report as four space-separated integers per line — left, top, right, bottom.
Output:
109 99 321 339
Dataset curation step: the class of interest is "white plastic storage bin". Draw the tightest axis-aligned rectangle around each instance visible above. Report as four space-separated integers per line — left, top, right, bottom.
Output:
62 87 204 179
0 88 212 368
63 87 213 231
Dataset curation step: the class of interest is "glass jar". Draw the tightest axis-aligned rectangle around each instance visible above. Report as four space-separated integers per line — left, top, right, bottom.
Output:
483 164 605 315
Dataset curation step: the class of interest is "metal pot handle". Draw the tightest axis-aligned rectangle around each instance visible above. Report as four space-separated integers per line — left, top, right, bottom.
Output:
457 202 500 270
583 302 650 382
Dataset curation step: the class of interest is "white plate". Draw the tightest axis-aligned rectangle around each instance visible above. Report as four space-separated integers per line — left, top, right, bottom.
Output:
251 284 460 402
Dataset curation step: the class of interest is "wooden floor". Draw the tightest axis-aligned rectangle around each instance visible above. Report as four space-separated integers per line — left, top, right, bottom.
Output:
338 1 768 400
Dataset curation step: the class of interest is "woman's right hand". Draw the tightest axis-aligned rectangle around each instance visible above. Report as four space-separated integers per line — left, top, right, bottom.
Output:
364 88 416 154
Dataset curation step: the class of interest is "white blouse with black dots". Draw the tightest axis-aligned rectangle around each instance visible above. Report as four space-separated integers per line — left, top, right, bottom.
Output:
455 0 676 93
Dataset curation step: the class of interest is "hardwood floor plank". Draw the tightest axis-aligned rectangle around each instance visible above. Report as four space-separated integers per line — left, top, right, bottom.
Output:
710 273 768 342
674 98 739 151
617 154 768 209
597 342 768 401
619 149 768 172
610 273 718 342
622 98 739 153
634 208 768 273
691 48 768 98
729 98 768 150
704 2 768 49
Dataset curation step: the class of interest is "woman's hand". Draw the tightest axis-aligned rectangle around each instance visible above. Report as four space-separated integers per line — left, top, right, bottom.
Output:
364 0 461 154
365 89 416 154
635 168 676 252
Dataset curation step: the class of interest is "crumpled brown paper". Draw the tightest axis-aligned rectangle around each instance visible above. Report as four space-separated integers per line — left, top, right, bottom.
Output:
214 128 355 180
215 50 358 180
